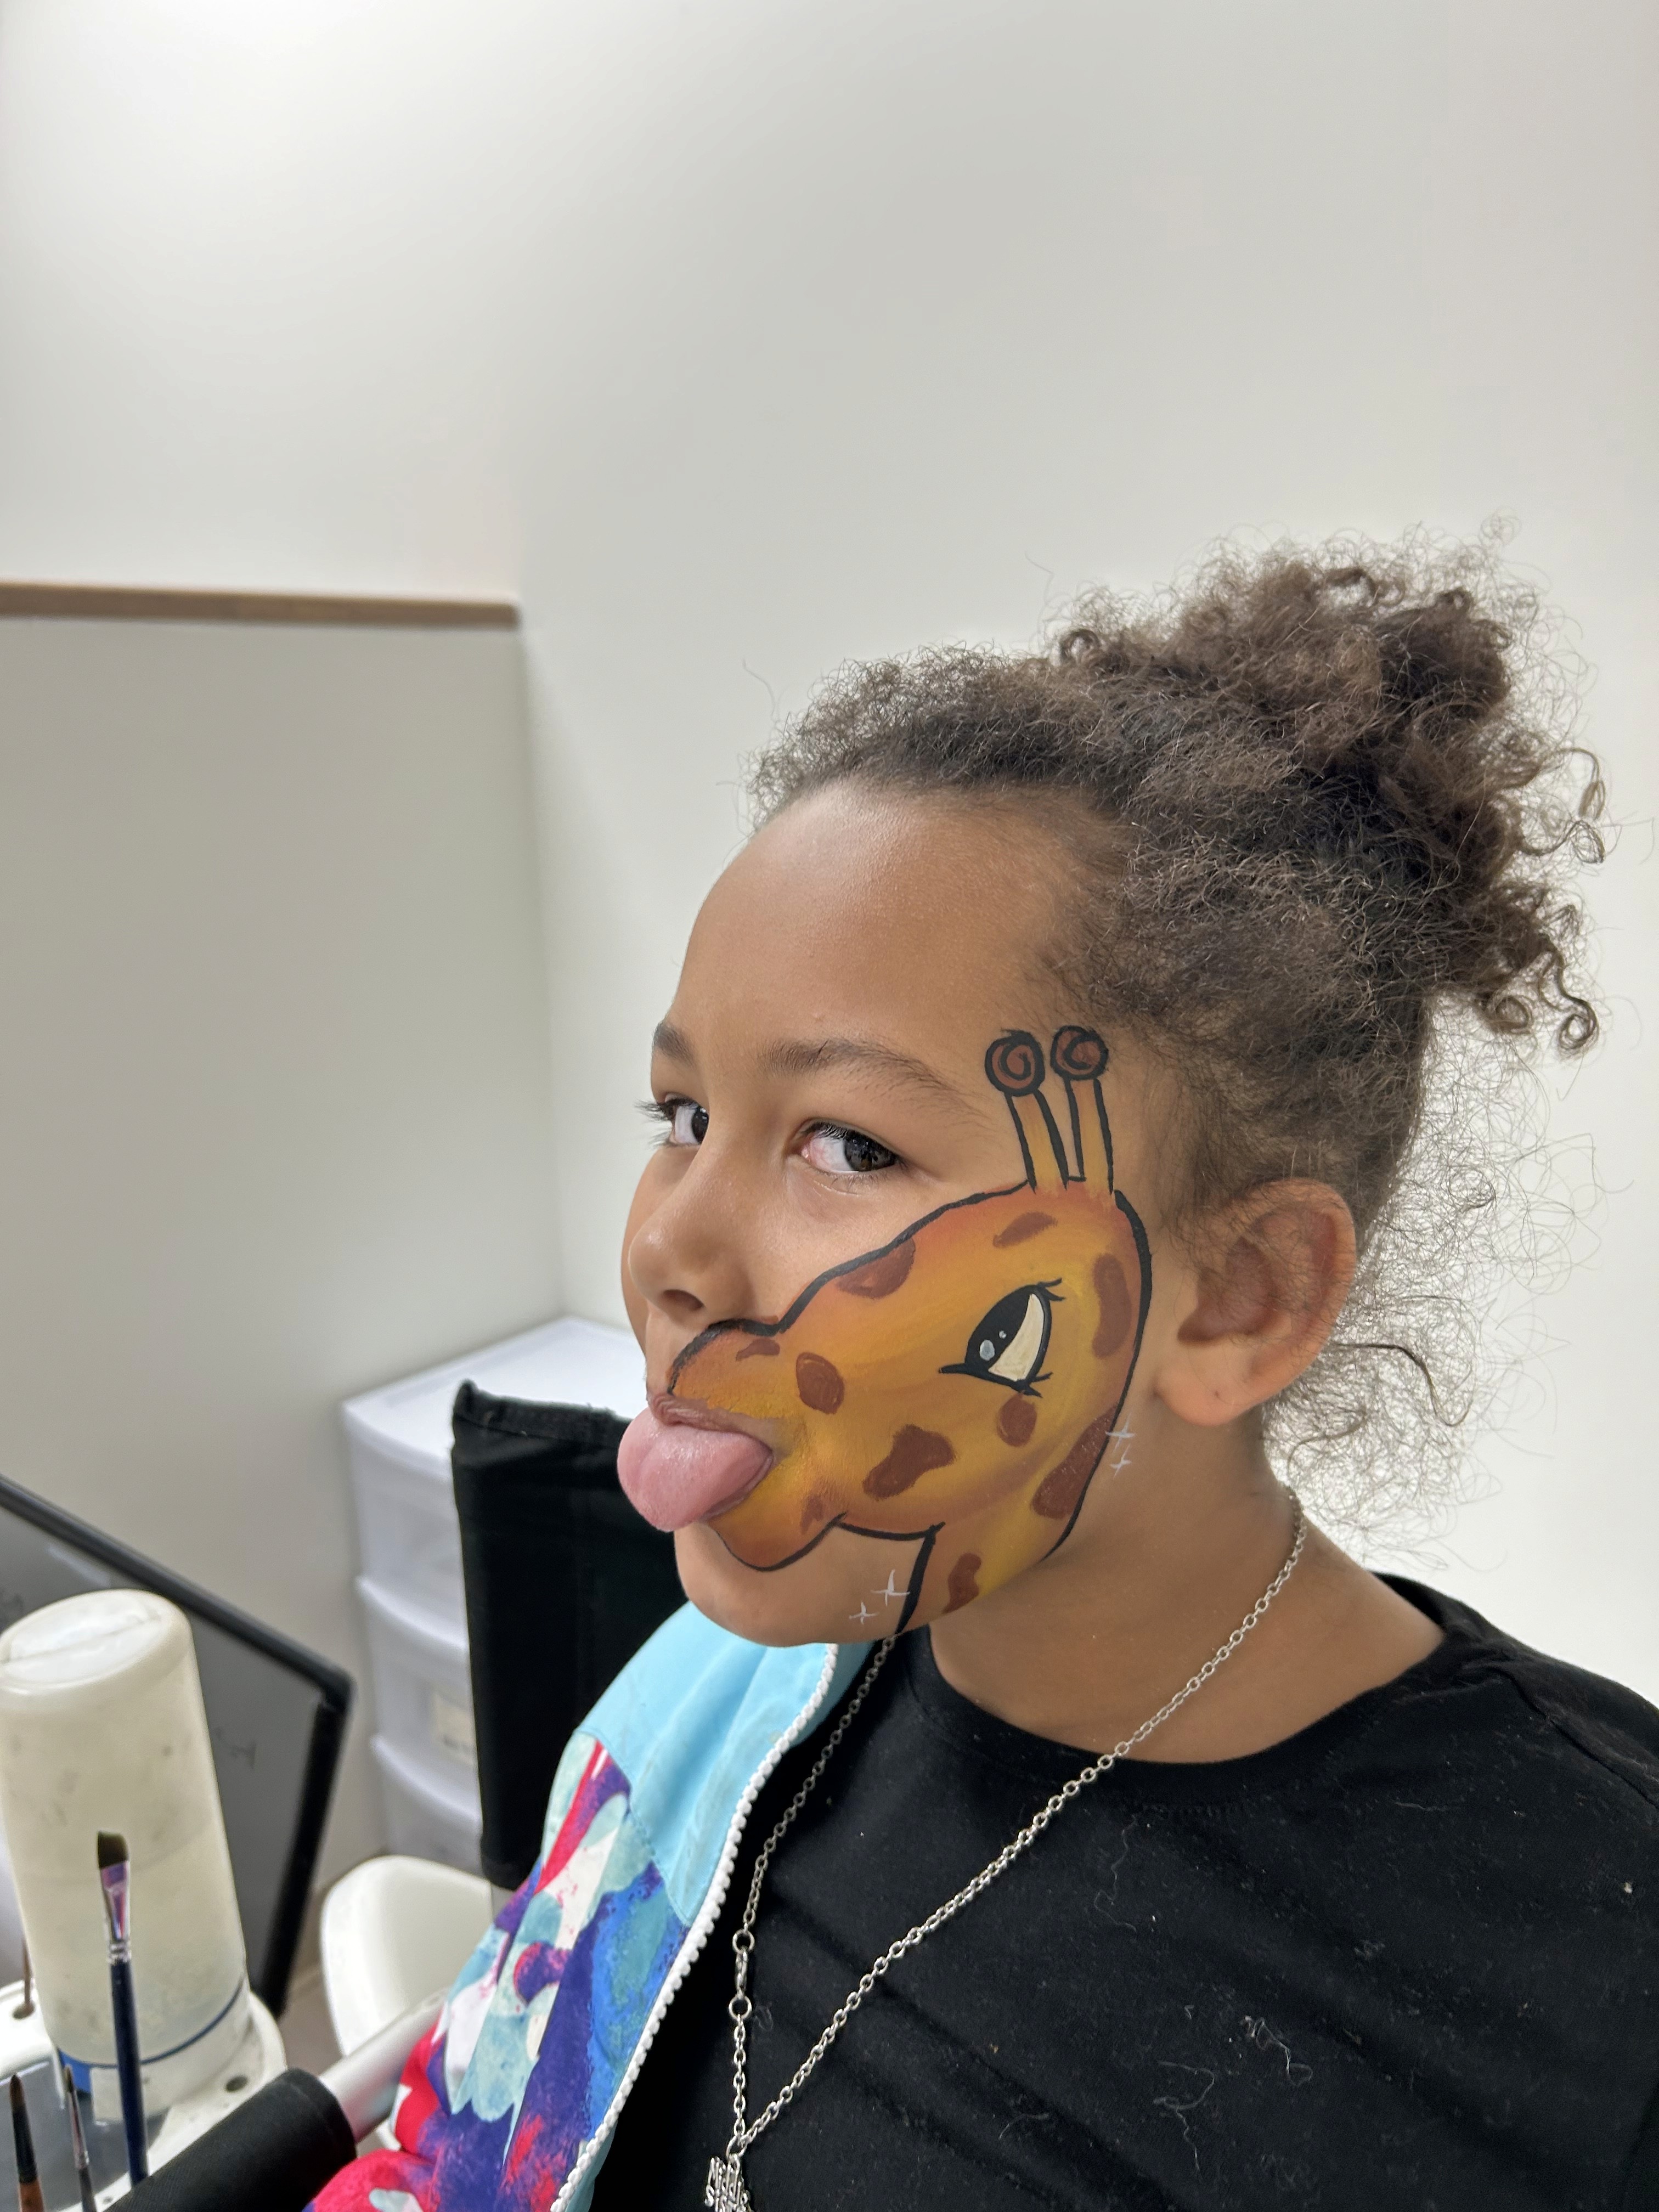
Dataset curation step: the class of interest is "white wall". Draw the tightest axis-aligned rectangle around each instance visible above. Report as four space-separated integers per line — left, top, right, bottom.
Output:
0 616 560 1880
0 2 1654 1698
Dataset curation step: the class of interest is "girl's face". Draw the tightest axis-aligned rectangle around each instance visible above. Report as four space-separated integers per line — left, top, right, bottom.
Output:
620 784 1169 1646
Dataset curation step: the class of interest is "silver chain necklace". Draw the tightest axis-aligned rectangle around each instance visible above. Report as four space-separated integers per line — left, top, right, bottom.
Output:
705 1494 1307 2212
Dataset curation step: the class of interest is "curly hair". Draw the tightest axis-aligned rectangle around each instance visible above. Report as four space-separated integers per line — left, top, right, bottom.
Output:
748 534 1605 1533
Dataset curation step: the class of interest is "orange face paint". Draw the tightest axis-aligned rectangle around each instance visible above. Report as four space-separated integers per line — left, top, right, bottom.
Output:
668 1025 1150 1629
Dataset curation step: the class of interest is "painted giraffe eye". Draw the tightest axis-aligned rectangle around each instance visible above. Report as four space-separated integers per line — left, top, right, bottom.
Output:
939 1282 1060 1396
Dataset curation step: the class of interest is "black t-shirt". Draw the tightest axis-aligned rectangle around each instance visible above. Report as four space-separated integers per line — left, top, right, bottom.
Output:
594 1582 1659 2210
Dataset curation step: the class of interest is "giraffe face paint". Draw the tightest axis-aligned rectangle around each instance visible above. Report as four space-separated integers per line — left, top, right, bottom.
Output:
618 1025 1151 1630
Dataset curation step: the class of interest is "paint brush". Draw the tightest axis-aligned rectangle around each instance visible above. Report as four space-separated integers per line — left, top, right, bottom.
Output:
95 1831 148 2184
61 2064 95 2212
8 2075 43 2212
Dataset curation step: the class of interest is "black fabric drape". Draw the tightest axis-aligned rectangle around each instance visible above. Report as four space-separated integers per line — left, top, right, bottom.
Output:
450 1383 683 1892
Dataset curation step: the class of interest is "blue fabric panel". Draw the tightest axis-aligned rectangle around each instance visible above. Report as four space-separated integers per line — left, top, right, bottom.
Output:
582 1605 870 1926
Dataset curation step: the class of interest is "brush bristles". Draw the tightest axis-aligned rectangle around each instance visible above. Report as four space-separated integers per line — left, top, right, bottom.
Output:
9 2073 37 2183
96 1830 128 1871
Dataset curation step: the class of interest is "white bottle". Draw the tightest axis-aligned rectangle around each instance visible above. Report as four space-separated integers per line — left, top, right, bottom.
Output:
0 1590 250 2116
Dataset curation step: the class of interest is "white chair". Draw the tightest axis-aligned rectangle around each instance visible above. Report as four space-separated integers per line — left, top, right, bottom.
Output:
320 1855 493 2058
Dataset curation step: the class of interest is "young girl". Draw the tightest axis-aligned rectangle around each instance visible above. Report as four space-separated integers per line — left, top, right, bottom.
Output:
318 542 1659 2210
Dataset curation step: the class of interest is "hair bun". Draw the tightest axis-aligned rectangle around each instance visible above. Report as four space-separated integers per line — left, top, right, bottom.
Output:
1369 583 1508 733
1059 542 1603 1049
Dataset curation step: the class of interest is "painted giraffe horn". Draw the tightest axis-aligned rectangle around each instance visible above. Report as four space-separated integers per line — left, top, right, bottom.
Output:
984 1031 1069 1192
1050 1025 1113 1189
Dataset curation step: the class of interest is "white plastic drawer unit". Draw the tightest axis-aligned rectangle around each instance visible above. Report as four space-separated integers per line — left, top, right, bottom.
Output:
358 1575 477 1784
370 1734 484 1875
341 1315 648 1624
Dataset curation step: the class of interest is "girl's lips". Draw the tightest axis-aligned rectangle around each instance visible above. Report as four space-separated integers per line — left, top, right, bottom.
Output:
616 1395 775 1532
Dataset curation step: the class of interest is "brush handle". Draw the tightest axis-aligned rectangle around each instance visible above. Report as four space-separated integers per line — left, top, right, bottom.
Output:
109 1954 150 2183
65 2078 97 2212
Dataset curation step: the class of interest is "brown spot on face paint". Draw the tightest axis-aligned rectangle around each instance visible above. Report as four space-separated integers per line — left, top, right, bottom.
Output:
794 1351 844 1413
997 1394 1037 1446
992 1211 1056 1249
735 1337 781 1361
836 1240 915 1299
864 1424 955 1499
799 1487 833 1533
1093 1255 1132 1359
1031 1412 1115 1520
945 1552 981 1611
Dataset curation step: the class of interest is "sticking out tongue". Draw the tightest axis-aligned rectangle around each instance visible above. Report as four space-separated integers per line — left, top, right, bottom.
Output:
617 1403 774 1531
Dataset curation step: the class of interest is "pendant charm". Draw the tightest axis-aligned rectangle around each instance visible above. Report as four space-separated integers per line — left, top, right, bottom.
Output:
706 2153 753 2211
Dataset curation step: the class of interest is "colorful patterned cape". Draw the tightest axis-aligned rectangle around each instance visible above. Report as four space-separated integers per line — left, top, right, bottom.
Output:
310 1611 866 2212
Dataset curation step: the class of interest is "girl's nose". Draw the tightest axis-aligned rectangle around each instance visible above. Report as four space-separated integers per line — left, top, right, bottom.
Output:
625 1153 759 1331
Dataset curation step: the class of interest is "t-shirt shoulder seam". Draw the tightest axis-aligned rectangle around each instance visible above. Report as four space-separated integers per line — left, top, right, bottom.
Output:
1487 1663 1659 1816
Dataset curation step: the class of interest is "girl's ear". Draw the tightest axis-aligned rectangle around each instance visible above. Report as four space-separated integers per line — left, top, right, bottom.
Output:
1153 1182 1357 1427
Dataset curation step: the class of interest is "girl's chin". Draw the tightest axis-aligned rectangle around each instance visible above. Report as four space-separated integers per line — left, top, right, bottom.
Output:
671 1523 933 1648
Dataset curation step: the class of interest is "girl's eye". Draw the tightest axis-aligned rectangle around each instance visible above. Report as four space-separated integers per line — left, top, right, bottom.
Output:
800 1122 899 1177
662 1098 708 1147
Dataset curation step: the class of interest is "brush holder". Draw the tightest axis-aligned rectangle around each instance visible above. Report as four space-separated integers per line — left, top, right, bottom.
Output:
0 1590 250 2116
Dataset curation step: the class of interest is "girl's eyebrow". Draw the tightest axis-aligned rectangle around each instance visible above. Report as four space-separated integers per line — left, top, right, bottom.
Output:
652 1019 967 1109
760 1034 961 1102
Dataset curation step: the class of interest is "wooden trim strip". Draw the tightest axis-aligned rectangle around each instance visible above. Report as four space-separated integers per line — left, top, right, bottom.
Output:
0 582 520 630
